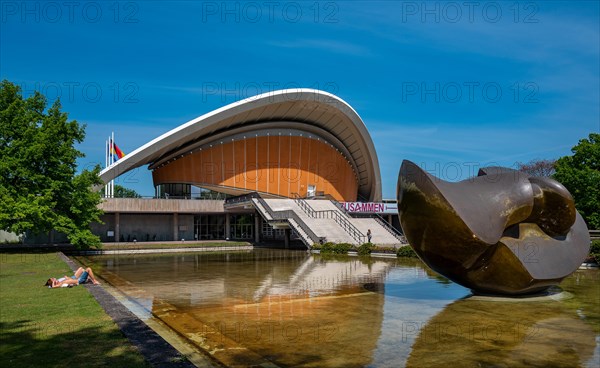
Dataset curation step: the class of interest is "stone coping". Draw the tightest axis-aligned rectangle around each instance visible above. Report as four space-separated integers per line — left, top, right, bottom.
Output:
310 249 398 259
73 245 253 255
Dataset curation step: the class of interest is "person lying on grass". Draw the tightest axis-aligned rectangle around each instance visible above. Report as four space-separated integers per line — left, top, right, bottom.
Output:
45 267 101 288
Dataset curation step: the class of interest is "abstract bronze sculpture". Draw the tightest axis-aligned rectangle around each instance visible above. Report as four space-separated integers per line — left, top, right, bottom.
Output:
397 160 590 295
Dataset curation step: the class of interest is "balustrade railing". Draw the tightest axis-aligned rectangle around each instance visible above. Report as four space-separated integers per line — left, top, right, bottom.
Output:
256 197 321 246
224 192 261 207
291 193 366 244
372 214 407 244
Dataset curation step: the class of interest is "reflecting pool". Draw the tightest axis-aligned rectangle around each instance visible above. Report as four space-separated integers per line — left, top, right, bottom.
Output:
76 249 600 368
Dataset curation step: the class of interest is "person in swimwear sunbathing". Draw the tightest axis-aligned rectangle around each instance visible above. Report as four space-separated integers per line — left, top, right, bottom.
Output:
45 267 100 288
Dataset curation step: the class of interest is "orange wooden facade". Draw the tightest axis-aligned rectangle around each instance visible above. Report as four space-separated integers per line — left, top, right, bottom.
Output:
152 135 358 201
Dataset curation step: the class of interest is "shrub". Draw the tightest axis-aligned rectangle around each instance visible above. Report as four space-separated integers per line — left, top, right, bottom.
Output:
333 243 353 254
590 240 600 263
319 242 336 254
357 243 375 255
396 245 418 258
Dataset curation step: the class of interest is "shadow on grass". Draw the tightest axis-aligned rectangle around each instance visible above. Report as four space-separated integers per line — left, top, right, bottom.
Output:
0 320 150 368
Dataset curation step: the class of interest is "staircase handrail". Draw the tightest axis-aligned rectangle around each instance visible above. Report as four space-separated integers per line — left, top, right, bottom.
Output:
292 195 366 244
322 194 351 217
256 197 321 246
372 214 407 244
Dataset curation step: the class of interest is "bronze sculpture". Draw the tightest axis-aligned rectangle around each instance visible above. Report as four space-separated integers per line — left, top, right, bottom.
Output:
397 160 590 295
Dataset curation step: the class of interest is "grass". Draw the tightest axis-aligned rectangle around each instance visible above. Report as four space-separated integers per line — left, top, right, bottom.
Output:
102 241 251 250
0 252 149 368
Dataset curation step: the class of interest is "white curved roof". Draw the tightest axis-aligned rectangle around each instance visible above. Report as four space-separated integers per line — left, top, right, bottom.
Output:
100 88 382 201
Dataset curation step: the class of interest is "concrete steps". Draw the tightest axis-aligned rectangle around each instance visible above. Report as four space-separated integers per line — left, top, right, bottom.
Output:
251 198 272 221
306 199 405 246
349 218 401 245
252 198 404 247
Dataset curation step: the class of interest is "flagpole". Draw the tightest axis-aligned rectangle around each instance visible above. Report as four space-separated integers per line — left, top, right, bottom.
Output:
108 134 113 198
104 138 108 198
111 131 115 198
106 136 108 198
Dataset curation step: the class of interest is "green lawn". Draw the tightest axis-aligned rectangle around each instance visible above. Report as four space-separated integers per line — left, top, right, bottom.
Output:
0 252 149 368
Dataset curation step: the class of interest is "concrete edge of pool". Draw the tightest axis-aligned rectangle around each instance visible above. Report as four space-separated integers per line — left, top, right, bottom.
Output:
72 245 254 255
58 252 216 368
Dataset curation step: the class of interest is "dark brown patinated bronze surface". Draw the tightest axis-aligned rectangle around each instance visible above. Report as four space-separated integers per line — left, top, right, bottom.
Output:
397 160 590 295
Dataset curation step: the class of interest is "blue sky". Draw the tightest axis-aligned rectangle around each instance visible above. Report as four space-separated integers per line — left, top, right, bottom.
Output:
2 1 599 198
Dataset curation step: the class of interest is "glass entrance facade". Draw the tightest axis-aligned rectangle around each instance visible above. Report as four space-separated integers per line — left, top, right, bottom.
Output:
194 214 225 240
229 214 254 240
193 214 255 240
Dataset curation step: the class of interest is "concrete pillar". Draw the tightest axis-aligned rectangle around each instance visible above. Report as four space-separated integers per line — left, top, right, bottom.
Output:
173 213 179 241
115 212 120 243
225 213 231 240
254 213 260 243
388 214 392 224
284 228 290 249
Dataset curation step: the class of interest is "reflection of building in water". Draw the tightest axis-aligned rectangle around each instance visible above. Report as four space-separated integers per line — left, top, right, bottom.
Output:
252 256 392 301
100 250 392 306
98 250 391 368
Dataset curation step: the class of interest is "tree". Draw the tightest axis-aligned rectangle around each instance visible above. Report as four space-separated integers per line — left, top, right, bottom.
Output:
0 80 103 248
101 184 141 198
516 159 556 177
554 133 600 229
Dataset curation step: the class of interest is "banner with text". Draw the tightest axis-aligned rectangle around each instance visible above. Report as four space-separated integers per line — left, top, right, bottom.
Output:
341 202 397 214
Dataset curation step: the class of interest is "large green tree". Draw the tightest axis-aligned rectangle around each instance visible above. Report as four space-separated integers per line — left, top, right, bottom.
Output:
554 133 600 229
0 80 103 248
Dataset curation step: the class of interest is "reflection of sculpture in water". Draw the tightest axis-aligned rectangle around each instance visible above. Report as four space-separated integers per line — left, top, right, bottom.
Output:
406 296 597 368
397 160 590 295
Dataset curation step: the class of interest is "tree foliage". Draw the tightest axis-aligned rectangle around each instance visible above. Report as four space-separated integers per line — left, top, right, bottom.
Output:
0 80 103 248
554 133 600 229
517 158 556 177
115 185 141 198
101 184 141 198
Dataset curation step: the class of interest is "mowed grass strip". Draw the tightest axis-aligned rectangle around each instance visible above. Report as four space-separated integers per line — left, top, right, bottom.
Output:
0 252 149 368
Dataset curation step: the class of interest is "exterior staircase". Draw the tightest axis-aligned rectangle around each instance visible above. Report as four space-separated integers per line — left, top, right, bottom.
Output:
295 197 406 246
225 192 407 249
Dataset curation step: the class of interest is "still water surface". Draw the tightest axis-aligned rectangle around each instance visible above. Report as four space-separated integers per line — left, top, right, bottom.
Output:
77 249 600 368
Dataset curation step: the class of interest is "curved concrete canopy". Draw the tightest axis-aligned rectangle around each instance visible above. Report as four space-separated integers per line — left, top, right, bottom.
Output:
99 88 382 201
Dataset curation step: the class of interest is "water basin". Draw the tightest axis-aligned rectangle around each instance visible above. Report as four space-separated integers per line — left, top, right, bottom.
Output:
75 249 600 367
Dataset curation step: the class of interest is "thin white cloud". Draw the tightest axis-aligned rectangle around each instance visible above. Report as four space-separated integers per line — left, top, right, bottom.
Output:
266 38 373 56
341 2 599 64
